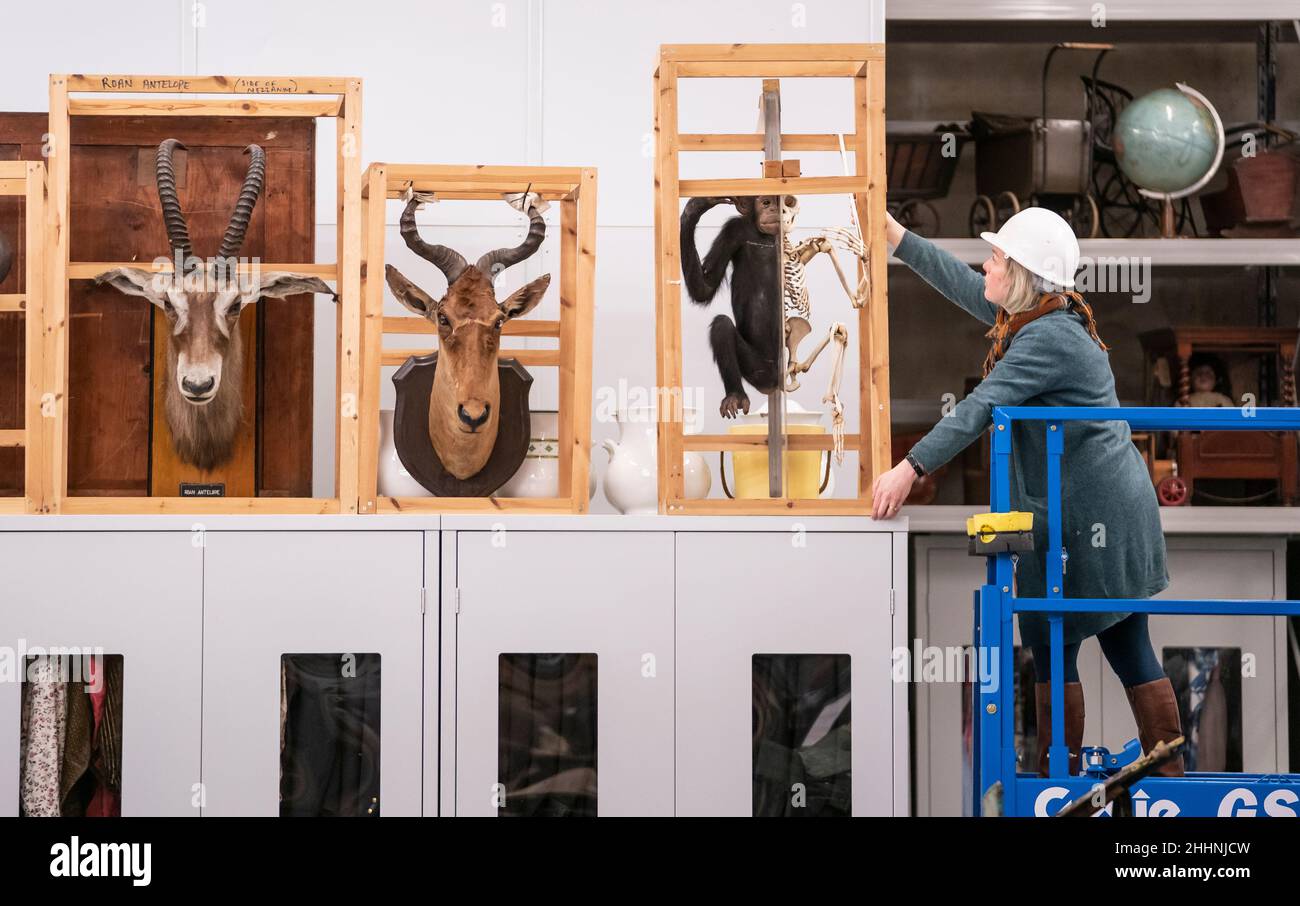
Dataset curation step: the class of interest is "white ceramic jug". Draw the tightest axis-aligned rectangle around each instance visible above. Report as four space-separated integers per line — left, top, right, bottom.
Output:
602 406 710 514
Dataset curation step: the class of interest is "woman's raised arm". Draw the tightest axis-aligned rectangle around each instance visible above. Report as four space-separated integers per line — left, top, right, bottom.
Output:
889 220 999 326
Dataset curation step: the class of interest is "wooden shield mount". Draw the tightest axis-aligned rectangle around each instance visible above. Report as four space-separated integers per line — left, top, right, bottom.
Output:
392 353 533 497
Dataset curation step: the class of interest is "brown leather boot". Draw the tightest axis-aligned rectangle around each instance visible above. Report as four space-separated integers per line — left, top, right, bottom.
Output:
1125 677 1185 776
1034 681 1085 777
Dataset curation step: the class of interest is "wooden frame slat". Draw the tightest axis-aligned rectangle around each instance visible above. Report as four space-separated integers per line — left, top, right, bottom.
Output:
57 497 340 515
653 44 888 516
66 74 351 94
358 163 597 515
379 189 575 202
684 434 860 452
47 78 70 514
678 176 869 197
380 348 561 368
859 58 892 488
661 44 883 63
679 133 860 152
68 98 343 117
377 163 585 185
675 61 867 78
46 74 362 515
334 77 364 513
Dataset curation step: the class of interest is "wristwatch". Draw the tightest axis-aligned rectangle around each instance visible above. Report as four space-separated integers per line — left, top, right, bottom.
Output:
905 452 926 478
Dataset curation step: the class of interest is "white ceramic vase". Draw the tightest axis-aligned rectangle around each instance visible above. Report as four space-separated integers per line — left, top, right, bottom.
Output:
496 411 598 499
376 409 432 498
602 406 710 515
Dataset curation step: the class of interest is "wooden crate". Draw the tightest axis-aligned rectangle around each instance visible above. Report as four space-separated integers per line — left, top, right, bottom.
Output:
46 74 362 514
653 44 889 515
0 160 48 513
358 164 596 514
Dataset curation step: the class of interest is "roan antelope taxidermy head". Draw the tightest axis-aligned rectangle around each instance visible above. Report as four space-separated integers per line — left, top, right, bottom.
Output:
384 195 550 480
94 139 333 471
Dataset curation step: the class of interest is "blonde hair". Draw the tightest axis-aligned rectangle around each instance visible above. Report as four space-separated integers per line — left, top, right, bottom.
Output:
1002 257 1063 314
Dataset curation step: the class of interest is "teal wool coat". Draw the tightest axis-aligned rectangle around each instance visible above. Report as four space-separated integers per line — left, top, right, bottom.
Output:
896 231 1169 646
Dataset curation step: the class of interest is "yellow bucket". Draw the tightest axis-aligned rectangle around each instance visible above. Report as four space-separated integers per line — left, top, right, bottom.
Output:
723 423 830 499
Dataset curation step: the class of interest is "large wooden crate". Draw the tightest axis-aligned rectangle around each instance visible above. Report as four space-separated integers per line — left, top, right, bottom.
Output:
653 44 890 515
46 74 362 514
0 160 48 513
358 164 596 514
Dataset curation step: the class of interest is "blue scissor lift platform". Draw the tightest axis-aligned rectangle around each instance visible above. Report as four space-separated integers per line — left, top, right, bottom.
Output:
972 406 1300 817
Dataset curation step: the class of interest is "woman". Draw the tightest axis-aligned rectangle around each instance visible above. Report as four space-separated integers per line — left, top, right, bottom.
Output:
873 207 1184 777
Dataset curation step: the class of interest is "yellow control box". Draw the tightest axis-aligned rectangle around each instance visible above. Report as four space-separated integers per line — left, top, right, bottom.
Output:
966 511 1035 556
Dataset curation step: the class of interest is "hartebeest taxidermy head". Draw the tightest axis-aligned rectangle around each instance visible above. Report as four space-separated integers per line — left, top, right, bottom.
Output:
384 195 550 480
94 139 333 471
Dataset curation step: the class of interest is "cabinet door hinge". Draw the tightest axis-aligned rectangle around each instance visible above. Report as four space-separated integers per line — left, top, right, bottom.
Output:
889 588 896 616
420 587 427 614
455 587 461 614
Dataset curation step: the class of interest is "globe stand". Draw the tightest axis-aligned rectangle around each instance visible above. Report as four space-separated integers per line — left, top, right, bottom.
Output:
1158 195 1177 239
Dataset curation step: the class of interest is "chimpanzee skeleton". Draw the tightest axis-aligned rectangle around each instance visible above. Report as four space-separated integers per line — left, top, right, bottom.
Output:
778 195 870 462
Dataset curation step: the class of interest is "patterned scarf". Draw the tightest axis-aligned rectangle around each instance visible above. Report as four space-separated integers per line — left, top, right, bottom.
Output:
981 290 1109 378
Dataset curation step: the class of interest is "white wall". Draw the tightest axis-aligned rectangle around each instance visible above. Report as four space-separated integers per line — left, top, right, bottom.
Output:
1 0 885 506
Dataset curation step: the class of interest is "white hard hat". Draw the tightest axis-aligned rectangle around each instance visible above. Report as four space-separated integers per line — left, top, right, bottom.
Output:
980 207 1080 289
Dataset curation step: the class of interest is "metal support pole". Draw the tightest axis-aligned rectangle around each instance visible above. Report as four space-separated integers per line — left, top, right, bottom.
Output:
761 80 786 497
1257 23 1280 398
1046 421 1067 778
990 413 1017 810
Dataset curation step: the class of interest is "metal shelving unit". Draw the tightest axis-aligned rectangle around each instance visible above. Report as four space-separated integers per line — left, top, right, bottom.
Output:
889 238 1300 267
885 3 1299 275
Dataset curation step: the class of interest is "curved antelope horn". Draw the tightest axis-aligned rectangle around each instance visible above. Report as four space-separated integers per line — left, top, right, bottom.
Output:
475 202 545 278
155 139 193 266
399 196 467 287
217 144 266 262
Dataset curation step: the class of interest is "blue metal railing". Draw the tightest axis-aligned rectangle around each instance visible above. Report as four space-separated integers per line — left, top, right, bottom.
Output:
974 406 1300 816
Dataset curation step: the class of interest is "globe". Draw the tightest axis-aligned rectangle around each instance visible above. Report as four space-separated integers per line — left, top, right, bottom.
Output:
1114 87 1222 195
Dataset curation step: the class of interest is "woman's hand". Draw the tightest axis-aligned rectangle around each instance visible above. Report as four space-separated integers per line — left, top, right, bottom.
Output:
884 210 906 249
871 461 917 520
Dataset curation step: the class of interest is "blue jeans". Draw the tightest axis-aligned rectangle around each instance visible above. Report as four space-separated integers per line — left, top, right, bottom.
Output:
1030 612 1165 687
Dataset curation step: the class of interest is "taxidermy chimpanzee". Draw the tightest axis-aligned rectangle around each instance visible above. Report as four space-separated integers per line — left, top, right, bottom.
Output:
680 195 783 418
